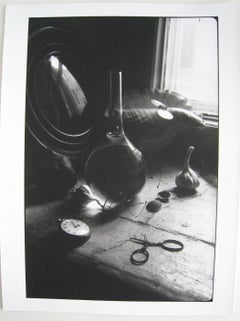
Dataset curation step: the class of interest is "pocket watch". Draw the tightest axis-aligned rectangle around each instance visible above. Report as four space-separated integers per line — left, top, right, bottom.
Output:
58 218 91 243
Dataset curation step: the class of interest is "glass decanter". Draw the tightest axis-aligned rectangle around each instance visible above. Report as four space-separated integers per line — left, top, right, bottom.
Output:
84 71 146 211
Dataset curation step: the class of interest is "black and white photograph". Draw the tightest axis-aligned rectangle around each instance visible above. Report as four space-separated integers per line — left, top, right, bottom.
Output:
24 16 219 302
1 2 240 318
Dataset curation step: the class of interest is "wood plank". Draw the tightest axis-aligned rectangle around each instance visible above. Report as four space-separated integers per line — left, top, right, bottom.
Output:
25 163 217 301
69 217 215 301
120 164 217 244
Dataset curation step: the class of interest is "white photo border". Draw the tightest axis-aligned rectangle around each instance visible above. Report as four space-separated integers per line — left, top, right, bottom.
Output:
1 1 240 316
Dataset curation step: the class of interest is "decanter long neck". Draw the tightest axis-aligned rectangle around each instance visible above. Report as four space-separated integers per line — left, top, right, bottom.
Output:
107 71 124 137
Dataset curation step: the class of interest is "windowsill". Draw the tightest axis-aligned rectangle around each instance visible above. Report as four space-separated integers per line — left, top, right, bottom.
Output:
123 89 219 129
195 111 218 128
188 99 218 113
176 98 219 128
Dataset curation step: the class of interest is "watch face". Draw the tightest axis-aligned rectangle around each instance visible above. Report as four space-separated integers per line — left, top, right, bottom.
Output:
60 219 91 238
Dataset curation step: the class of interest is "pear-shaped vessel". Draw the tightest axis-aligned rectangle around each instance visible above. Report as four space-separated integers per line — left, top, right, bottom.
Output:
84 71 146 210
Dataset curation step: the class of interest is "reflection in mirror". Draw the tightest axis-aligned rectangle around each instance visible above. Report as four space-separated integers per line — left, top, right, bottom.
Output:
34 55 87 135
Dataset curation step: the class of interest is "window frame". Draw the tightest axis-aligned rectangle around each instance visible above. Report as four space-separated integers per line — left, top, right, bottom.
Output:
152 17 219 119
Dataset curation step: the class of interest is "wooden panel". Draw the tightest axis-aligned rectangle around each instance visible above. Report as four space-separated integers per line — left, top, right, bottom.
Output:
26 163 217 301
120 164 217 244
69 218 215 301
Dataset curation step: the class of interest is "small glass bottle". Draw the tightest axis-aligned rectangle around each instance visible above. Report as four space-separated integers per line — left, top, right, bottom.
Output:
84 71 146 211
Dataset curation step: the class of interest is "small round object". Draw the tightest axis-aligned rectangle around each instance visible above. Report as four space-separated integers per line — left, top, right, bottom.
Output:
151 99 166 109
157 109 174 120
161 240 184 252
130 248 149 265
157 190 171 203
146 200 162 213
59 218 91 239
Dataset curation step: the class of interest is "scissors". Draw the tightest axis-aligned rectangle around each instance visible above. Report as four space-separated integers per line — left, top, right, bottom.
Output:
130 236 184 265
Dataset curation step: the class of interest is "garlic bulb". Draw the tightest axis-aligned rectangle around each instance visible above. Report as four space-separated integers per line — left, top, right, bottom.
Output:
175 146 200 190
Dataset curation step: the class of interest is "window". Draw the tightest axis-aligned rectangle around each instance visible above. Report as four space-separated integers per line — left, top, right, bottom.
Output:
154 17 218 114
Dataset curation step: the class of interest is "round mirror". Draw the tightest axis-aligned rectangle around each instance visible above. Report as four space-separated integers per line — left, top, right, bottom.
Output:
34 54 88 135
26 26 106 158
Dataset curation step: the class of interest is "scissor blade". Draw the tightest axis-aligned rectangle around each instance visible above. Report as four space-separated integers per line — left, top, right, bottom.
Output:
130 238 145 245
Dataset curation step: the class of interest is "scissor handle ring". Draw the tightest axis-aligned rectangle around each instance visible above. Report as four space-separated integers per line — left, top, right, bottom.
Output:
130 248 149 265
161 240 184 252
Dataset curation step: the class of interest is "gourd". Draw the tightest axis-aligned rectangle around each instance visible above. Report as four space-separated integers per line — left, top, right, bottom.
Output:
175 146 200 191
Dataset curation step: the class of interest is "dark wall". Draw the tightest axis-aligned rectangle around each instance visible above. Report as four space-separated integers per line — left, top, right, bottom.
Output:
28 17 158 90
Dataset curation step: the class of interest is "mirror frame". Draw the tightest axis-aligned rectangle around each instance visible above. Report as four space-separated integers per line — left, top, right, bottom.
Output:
26 25 105 157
